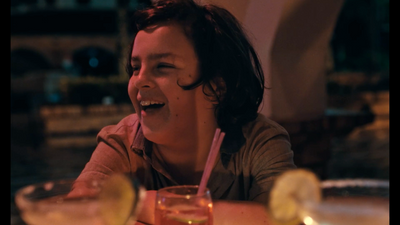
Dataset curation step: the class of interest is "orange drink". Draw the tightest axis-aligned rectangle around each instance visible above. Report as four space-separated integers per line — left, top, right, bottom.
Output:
155 185 213 225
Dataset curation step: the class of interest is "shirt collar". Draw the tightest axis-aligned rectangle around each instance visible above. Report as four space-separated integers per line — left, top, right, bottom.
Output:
130 123 242 195
131 123 244 154
131 126 152 157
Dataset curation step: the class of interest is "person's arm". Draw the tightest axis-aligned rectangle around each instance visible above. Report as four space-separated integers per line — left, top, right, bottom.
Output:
73 116 141 186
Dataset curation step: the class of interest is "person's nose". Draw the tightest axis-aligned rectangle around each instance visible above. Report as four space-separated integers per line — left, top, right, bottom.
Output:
133 66 155 89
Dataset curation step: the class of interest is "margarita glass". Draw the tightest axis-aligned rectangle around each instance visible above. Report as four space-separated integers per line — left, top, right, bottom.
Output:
14 174 145 225
268 169 389 225
300 179 389 225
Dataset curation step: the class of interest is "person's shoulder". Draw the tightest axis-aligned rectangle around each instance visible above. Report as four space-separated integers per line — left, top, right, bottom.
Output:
118 113 140 127
240 114 293 162
243 113 289 139
99 113 140 136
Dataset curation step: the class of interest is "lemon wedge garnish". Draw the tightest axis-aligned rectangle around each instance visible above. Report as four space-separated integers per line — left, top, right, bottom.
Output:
98 174 136 225
269 169 322 225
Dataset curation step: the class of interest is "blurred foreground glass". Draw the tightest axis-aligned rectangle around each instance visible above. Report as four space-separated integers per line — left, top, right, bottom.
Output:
15 177 145 225
155 185 213 225
300 179 389 225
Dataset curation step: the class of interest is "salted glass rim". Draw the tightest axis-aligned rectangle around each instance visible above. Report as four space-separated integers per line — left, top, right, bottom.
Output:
14 178 106 210
15 178 100 197
157 185 211 199
320 178 389 189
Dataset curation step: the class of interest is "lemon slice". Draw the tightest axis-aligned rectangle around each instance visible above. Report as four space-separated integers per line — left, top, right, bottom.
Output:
98 174 136 225
269 169 322 225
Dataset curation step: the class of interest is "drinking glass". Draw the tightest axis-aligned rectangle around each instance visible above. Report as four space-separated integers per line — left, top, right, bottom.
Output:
14 176 145 225
299 179 389 225
155 185 213 225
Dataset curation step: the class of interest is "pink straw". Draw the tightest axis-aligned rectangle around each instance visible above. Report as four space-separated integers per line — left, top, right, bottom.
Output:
197 128 226 195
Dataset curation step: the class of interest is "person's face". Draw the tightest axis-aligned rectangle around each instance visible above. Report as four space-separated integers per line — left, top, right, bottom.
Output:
128 23 215 144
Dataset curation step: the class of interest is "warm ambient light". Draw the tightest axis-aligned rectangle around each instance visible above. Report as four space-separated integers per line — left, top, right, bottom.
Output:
303 216 314 225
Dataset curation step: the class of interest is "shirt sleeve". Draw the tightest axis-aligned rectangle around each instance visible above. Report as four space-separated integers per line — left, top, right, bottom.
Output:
250 134 296 204
244 115 297 204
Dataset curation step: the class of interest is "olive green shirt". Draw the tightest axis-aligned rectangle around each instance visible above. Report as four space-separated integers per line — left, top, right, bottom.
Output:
75 113 296 204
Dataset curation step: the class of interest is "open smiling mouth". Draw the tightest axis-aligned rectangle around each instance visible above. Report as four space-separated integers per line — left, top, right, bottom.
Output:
140 101 165 111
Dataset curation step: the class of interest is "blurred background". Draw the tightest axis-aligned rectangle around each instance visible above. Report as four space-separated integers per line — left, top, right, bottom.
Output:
10 0 389 224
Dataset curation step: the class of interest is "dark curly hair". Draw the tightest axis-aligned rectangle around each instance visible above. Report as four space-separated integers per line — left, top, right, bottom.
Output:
126 0 265 146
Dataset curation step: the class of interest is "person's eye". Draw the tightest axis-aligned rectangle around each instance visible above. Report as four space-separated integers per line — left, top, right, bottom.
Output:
157 63 175 71
131 65 140 76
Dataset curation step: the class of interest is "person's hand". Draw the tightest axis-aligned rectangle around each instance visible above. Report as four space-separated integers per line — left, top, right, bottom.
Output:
66 180 99 199
136 190 157 225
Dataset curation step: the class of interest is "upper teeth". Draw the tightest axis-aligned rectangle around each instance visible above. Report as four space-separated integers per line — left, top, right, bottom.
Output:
140 101 164 106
